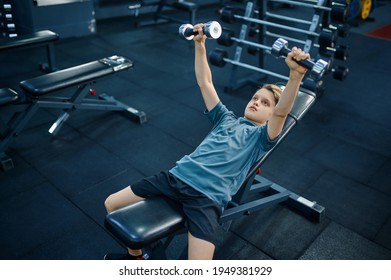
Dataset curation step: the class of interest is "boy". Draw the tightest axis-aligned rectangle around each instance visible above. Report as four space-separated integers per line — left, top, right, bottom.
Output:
104 23 310 260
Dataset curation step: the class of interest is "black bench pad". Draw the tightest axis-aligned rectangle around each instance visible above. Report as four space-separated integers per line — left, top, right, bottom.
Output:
0 88 18 107
105 197 185 249
172 1 198 10
20 56 133 96
0 30 59 51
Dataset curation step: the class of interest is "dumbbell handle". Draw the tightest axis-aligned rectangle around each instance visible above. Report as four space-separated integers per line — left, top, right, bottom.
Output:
272 38 328 80
179 21 222 40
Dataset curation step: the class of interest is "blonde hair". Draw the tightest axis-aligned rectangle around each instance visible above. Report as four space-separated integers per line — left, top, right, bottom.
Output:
262 84 282 105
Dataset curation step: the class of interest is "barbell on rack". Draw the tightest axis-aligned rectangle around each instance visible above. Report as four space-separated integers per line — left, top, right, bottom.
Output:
221 7 338 48
263 11 349 37
267 0 348 23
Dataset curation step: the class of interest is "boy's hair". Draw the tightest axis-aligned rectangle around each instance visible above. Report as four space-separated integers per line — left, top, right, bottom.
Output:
262 84 282 105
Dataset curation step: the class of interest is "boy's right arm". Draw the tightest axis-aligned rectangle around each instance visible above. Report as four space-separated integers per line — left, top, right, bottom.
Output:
193 24 220 112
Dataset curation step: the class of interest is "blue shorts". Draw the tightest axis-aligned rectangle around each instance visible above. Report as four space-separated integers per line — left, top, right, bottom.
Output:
130 171 222 245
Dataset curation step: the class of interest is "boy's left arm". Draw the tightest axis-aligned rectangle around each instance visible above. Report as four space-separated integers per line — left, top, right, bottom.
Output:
267 47 310 141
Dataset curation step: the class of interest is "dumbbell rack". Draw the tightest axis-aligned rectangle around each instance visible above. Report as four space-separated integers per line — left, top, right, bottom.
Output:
0 1 16 38
217 0 349 94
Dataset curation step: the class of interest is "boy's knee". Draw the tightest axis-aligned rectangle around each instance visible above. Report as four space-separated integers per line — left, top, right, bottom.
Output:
104 194 116 213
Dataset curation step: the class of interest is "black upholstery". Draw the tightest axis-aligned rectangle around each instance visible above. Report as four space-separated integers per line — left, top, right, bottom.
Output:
0 30 59 51
20 58 133 96
172 1 198 11
0 88 18 107
105 197 185 249
105 88 317 250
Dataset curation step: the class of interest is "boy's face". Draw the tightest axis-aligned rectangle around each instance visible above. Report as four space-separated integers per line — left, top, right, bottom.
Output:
244 88 276 126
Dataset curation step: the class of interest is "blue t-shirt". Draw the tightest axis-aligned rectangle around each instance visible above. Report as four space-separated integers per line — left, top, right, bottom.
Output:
170 102 278 207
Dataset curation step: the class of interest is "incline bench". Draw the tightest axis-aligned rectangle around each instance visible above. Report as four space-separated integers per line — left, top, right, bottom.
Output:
0 55 146 171
0 30 59 72
104 86 325 259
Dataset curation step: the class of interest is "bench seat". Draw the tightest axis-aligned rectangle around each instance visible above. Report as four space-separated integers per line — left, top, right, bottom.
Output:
20 56 133 97
105 197 185 249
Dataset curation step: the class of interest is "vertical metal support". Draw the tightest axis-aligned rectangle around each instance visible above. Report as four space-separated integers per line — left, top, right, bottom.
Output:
304 0 326 53
48 84 86 135
257 0 267 70
226 1 256 92
154 0 167 22
45 43 57 72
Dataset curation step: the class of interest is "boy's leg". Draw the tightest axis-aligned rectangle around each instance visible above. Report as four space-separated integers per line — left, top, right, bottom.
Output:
104 186 144 257
104 185 144 213
188 232 215 260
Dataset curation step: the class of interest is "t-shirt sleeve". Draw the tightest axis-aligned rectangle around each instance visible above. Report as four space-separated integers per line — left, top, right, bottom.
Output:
259 123 280 151
204 101 233 126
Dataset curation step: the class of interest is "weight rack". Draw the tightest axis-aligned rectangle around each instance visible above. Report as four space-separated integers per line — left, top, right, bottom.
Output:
216 0 350 94
0 1 16 38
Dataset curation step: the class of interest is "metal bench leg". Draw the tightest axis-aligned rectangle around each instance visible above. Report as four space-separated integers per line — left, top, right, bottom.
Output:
0 103 40 171
99 93 147 124
48 111 70 135
0 152 14 171
40 43 57 73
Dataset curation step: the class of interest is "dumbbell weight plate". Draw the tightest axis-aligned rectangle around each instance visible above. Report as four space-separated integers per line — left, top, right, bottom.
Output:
333 66 349 81
217 29 235 47
179 23 196 40
330 2 348 23
316 54 334 73
334 45 349 61
302 78 325 97
247 45 260 55
209 48 228 67
317 28 338 48
336 23 350 37
221 7 235 23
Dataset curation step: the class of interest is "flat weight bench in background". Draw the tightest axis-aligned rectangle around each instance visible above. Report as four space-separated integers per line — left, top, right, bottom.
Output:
0 30 59 72
129 0 198 26
0 88 19 107
0 55 146 171
104 87 325 258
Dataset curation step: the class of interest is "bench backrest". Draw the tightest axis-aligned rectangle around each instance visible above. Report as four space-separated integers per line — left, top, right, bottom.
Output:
231 88 316 204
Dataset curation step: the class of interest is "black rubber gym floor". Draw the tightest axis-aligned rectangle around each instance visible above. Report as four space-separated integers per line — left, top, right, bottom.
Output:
1 2 390 260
